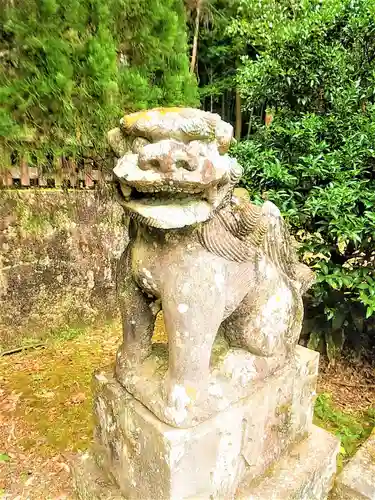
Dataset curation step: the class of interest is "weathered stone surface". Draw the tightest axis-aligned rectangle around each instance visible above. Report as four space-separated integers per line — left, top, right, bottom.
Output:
72 350 337 500
119 107 234 154
332 430 375 500
237 425 340 500
78 346 318 500
116 340 319 429
293 345 319 434
72 427 339 500
109 107 315 427
117 339 286 428
71 108 334 499
0 190 125 349
72 451 124 500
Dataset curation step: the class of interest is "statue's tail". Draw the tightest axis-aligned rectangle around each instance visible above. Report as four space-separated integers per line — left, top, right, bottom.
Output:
260 201 314 294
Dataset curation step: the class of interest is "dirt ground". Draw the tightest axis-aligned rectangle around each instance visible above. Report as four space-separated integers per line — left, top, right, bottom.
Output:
0 318 374 499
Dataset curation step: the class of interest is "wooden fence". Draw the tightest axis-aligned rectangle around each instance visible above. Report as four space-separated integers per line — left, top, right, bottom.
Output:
0 158 112 189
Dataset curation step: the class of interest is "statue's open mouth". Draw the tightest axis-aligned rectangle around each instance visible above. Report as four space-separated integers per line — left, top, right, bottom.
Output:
115 179 227 229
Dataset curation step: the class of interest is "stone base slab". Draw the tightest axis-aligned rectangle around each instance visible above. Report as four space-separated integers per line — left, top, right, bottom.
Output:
331 429 375 500
71 451 123 500
116 338 287 427
72 346 320 499
237 425 340 499
72 425 339 500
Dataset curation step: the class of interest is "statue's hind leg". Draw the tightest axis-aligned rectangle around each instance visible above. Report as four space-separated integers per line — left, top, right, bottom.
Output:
221 277 303 358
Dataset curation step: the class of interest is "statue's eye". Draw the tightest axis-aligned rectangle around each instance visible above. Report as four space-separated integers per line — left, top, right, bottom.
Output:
176 160 196 171
149 159 160 169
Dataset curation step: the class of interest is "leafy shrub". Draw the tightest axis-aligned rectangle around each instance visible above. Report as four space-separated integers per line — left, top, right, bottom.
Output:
232 0 375 356
0 0 198 163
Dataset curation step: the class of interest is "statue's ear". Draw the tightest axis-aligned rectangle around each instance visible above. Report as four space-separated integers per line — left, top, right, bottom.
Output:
107 127 132 157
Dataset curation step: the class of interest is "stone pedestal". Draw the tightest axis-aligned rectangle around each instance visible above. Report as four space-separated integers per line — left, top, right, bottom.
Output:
72 346 339 499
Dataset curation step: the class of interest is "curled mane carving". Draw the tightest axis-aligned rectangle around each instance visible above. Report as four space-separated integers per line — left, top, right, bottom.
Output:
198 198 313 293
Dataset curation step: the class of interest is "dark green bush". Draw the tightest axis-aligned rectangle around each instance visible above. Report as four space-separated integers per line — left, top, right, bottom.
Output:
232 0 375 356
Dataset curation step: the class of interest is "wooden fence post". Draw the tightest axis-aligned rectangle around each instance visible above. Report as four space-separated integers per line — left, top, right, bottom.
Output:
20 156 30 187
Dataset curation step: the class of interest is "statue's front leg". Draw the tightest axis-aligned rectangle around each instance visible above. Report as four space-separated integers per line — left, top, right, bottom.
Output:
161 265 226 423
115 246 155 379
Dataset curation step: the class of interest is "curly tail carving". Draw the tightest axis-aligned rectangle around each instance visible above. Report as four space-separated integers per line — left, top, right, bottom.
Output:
254 201 314 293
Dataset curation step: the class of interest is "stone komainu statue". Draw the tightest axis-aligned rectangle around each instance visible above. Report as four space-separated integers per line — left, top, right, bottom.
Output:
108 108 314 428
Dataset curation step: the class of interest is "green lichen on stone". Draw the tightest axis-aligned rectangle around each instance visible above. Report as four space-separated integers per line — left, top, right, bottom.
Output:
246 461 277 490
0 190 123 350
368 447 375 464
10 191 68 236
276 402 292 417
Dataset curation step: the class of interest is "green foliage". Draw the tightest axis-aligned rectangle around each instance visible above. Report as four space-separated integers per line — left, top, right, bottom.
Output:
0 453 10 462
231 0 375 353
314 393 374 468
0 0 198 162
50 325 86 342
189 0 243 117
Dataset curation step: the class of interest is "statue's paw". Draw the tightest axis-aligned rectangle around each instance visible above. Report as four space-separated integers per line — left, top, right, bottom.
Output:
162 375 199 426
115 346 145 377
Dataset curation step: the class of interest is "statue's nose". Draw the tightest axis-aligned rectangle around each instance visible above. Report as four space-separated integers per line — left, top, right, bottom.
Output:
139 154 175 173
139 152 197 173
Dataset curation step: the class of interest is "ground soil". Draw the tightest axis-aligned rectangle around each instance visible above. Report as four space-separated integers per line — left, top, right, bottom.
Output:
318 355 375 415
0 317 374 499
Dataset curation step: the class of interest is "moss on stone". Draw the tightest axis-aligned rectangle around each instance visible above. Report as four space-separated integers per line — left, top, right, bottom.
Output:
0 190 124 350
152 311 167 343
314 393 375 471
276 402 292 417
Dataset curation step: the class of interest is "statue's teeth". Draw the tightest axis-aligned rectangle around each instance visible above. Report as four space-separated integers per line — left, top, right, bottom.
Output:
120 184 132 198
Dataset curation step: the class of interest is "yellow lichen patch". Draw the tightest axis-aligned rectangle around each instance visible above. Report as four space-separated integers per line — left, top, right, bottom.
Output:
185 385 198 401
233 187 250 202
152 107 184 115
122 107 184 128
0 322 121 457
152 311 167 343
122 110 152 127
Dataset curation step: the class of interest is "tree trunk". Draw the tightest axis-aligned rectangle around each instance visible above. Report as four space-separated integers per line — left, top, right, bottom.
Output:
247 107 254 139
235 90 242 140
265 107 274 127
190 4 201 73
209 66 213 112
